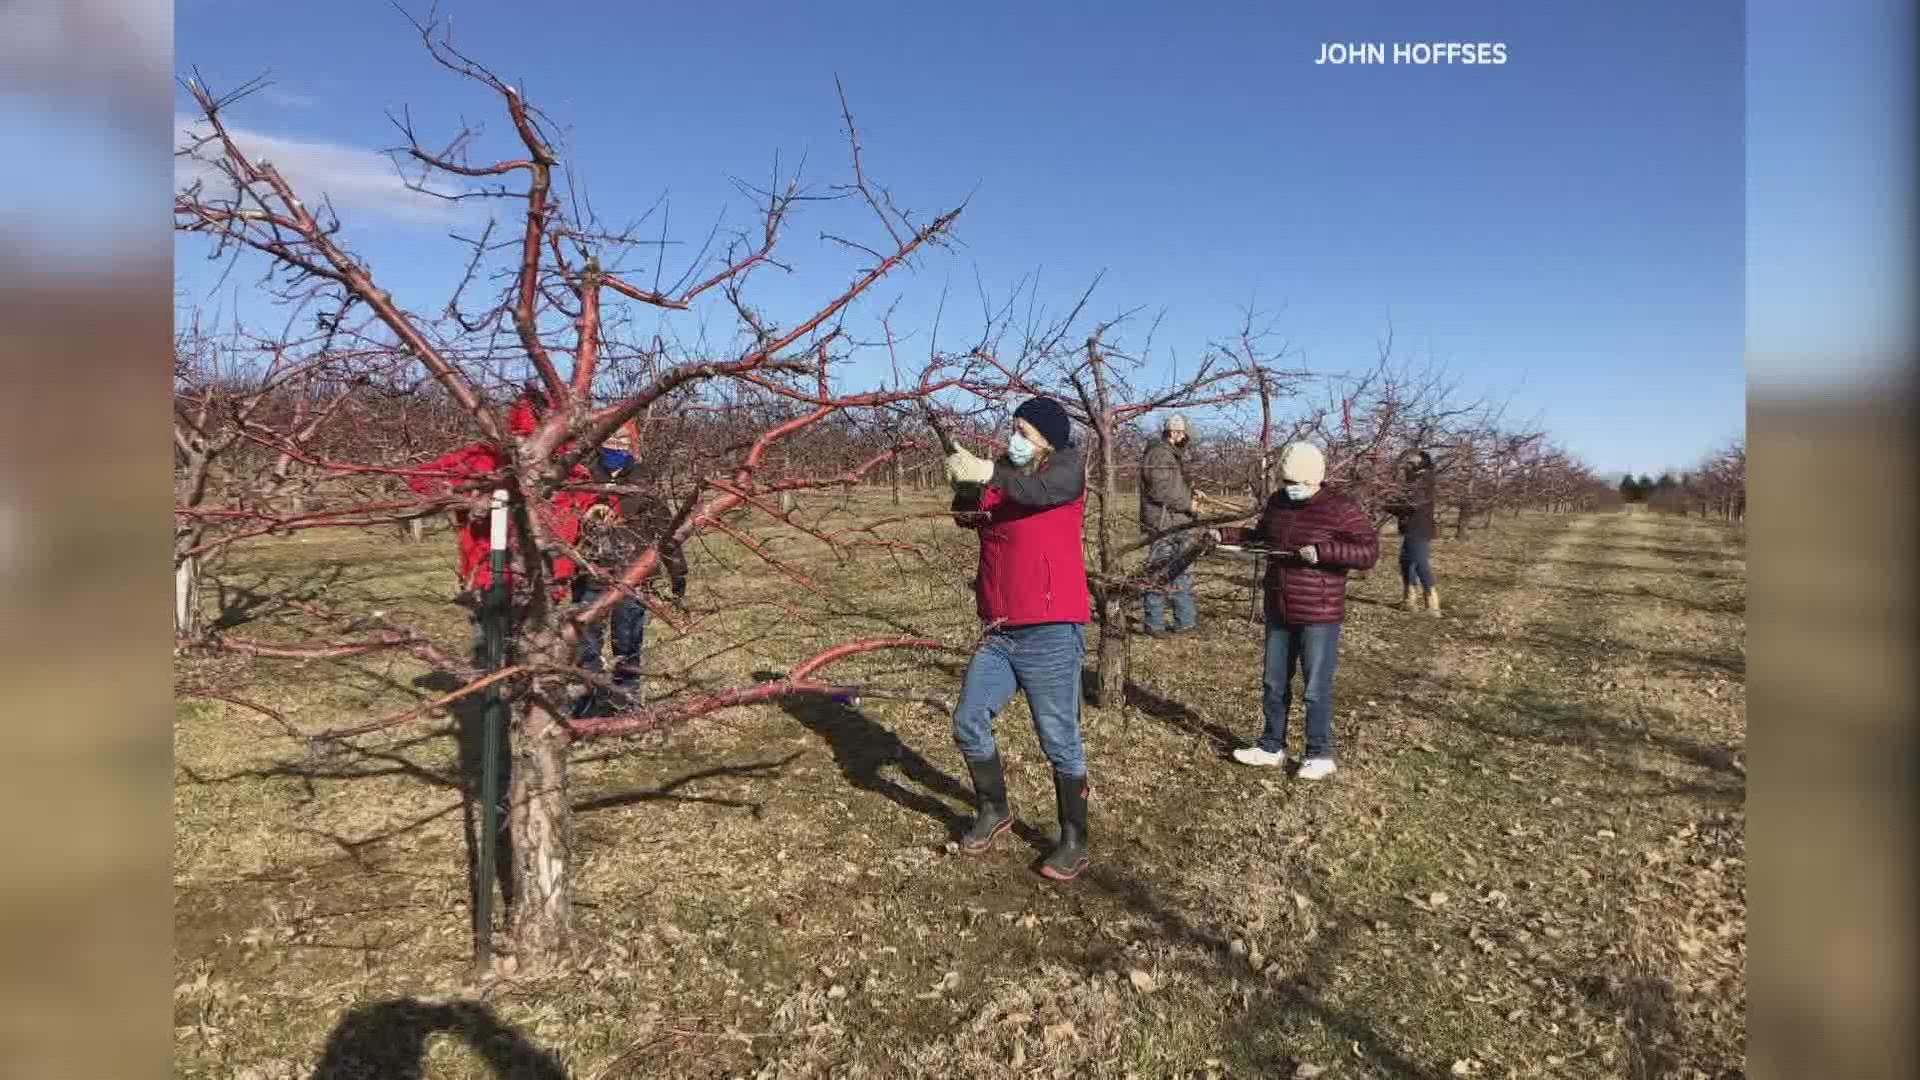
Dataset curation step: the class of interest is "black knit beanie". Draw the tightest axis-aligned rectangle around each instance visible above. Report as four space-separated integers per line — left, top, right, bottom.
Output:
1013 397 1073 450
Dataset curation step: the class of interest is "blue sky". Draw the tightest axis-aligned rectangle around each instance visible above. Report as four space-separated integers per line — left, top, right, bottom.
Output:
168 2 1768 474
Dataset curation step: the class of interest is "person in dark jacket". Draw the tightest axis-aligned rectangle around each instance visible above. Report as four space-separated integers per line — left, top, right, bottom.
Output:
942 397 1094 881
1138 414 1200 635
1217 441 1379 780
1382 449 1440 615
568 426 689 717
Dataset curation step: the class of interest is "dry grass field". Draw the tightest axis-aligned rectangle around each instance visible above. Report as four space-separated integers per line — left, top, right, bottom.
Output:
173 495 1745 1079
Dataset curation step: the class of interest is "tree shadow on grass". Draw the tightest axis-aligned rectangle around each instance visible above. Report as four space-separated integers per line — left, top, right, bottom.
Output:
1078 861 1451 1079
1489 553 1740 583
1539 582 1745 618
1120 679 1241 757
1451 682 1747 801
411 669 515 942
572 754 802 817
311 997 567 1079
208 564 346 631
1455 623 1745 679
756 670 1053 855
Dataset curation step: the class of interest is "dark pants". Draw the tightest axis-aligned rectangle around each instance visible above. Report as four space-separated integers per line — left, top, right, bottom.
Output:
1141 536 1198 632
572 577 647 684
1259 620 1342 760
952 622 1089 777
1399 533 1434 590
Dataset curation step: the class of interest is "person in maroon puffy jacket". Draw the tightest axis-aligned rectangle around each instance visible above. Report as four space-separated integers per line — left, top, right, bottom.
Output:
1216 441 1379 780
942 397 1094 881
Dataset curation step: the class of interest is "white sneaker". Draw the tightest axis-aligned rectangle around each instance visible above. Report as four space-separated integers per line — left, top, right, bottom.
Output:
1232 745 1287 768
1294 758 1337 780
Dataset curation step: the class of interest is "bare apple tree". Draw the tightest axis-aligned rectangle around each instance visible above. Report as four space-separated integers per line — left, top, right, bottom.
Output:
1655 438 1745 521
175 18 984 969
172 317 430 639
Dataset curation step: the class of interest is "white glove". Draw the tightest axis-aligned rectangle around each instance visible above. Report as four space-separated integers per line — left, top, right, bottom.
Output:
1296 545 1318 565
944 445 995 485
1205 528 1222 543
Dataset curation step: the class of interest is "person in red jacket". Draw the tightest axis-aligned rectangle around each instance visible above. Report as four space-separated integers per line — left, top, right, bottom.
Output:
942 396 1094 881
1216 441 1379 780
404 388 597 664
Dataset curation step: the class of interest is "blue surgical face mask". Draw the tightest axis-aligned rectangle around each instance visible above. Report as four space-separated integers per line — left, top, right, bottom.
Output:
1283 482 1313 502
601 449 634 473
1006 434 1037 466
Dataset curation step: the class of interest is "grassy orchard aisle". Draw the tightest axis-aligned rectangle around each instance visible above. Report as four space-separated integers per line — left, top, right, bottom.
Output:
171 502 1744 1078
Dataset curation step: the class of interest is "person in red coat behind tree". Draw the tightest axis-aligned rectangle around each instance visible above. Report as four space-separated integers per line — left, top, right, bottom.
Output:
404 386 598 665
1216 440 1379 780
942 396 1094 881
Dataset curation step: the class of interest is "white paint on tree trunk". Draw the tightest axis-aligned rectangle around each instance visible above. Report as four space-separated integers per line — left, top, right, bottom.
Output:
175 555 198 635
489 489 510 550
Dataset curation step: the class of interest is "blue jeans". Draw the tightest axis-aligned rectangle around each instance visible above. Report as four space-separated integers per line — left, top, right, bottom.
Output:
1399 534 1434 590
572 577 646 684
1259 620 1342 760
1141 536 1198 631
952 622 1089 777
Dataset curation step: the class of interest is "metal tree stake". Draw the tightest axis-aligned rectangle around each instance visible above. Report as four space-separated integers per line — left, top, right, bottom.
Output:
474 488 510 973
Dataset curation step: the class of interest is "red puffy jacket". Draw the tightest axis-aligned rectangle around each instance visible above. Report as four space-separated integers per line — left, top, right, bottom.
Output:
957 480 1091 628
405 399 598 593
1219 485 1379 625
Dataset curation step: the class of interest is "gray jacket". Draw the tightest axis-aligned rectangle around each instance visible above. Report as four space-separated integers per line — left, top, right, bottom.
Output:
1138 436 1195 533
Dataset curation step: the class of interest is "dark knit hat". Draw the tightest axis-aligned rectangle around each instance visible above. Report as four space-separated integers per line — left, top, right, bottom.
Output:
1013 396 1073 450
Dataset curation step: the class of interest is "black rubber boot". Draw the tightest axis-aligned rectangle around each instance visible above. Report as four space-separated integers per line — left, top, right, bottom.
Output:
570 688 606 719
959 754 1012 853
1038 770 1090 881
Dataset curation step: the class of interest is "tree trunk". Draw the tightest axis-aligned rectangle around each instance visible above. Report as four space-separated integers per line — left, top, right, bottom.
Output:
507 699 574 967
174 554 199 637
1089 418 1127 709
1096 592 1129 709
890 458 903 506
1249 553 1264 624
409 517 426 543
778 490 797 515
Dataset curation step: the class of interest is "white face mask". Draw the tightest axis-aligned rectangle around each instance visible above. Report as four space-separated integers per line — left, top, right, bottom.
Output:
1283 482 1313 502
1006 434 1037 466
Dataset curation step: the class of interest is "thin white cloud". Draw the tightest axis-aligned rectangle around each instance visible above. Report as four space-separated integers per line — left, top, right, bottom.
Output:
174 113 480 227
260 86 318 109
